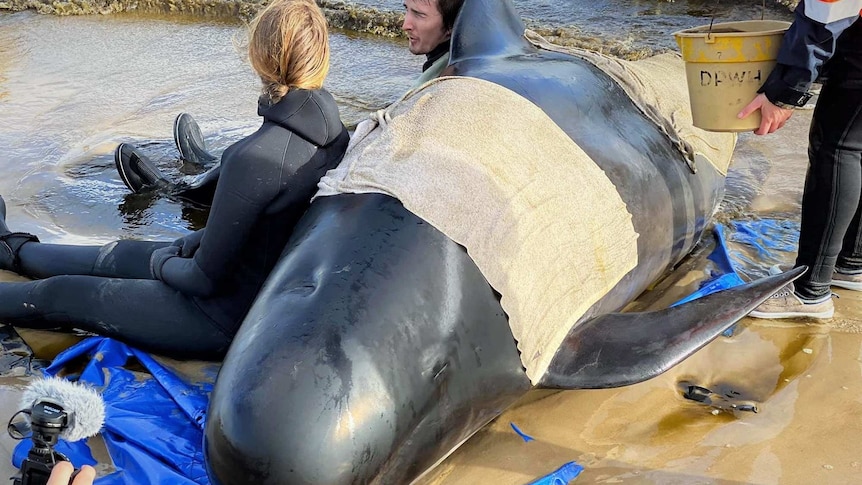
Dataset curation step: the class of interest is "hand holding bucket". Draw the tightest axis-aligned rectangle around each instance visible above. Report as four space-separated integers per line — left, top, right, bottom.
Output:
737 92 795 135
674 20 791 132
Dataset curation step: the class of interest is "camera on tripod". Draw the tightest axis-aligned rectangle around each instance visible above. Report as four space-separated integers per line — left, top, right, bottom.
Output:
7 397 74 485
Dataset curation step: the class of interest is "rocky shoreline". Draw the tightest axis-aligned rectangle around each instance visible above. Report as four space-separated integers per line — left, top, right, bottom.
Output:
0 0 801 61
0 0 398 28
0 0 800 36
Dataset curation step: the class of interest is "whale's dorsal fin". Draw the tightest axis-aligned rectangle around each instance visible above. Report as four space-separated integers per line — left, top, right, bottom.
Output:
538 267 807 389
450 0 533 64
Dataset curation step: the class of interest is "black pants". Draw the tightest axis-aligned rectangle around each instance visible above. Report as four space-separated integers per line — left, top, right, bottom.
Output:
795 84 862 299
0 240 232 359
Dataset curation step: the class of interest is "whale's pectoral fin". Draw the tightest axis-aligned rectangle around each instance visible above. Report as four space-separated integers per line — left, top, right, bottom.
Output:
538 266 807 390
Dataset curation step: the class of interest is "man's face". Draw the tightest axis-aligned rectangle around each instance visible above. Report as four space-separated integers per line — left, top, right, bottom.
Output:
402 0 451 55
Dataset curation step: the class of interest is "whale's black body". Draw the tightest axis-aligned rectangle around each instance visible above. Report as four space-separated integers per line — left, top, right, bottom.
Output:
204 1 801 483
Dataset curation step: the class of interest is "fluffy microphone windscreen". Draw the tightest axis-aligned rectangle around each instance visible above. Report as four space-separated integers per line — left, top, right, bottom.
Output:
19 377 106 442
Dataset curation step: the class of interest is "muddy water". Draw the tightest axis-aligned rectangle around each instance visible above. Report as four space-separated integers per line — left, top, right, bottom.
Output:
0 4 859 485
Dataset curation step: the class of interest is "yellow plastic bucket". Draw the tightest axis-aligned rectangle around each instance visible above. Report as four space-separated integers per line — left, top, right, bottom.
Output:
674 20 791 132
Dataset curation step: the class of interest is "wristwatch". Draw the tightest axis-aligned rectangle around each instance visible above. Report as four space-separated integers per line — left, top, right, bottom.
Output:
760 81 813 109
773 100 804 110
768 90 813 109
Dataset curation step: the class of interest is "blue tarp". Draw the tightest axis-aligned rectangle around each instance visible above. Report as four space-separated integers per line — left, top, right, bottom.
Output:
11 218 798 485
720 219 800 280
528 462 584 485
671 223 746 307
13 338 216 484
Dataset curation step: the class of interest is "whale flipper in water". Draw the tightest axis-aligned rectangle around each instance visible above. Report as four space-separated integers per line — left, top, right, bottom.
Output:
540 266 806 389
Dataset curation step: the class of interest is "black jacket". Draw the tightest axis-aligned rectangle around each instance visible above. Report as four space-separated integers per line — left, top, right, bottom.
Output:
151 88 350 333
760 0 862 106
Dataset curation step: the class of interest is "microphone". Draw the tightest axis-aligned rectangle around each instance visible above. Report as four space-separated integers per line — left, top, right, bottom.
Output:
19 377 105 442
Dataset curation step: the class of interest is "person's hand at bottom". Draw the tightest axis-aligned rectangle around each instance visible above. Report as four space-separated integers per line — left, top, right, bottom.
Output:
46 462 96 485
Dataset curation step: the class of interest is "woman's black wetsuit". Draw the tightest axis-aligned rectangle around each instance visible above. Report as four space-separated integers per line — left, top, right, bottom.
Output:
0 89 349 358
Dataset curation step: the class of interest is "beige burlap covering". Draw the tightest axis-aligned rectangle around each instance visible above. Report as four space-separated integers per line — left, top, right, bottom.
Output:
525 30 736 175
317 77 639 383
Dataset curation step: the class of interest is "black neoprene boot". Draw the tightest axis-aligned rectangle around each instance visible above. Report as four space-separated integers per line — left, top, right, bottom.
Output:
0 196 39 273
114 143 172 194
173 113 218 167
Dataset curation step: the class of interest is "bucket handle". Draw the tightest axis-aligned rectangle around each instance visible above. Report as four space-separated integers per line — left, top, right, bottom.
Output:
706 0 719 44
705 0 768 43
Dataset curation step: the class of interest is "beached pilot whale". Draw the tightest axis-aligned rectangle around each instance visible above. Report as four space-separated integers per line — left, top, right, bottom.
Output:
204 0 803 483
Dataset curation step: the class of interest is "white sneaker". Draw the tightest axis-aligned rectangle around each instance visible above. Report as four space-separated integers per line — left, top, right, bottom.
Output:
749 283 834 320
831 269 862 291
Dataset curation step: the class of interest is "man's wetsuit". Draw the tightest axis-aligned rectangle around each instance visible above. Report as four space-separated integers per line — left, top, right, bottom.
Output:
0 89 349 358
411 40 451 89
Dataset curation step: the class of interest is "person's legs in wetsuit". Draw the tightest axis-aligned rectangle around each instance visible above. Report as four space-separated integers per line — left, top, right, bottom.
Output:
0 197 231 358
0 275 232 358
17 238 167 280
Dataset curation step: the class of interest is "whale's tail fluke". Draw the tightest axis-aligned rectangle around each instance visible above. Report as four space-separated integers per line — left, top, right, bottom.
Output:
538 266 807 389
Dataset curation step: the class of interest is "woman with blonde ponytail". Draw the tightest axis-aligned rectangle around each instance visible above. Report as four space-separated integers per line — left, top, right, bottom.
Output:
0 0 349 358
247 0 331 101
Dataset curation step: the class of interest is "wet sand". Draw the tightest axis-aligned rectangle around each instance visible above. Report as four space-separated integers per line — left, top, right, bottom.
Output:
419 308 862 484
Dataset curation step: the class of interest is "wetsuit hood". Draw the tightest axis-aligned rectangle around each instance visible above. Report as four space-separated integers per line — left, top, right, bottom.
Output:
258 89 344 147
